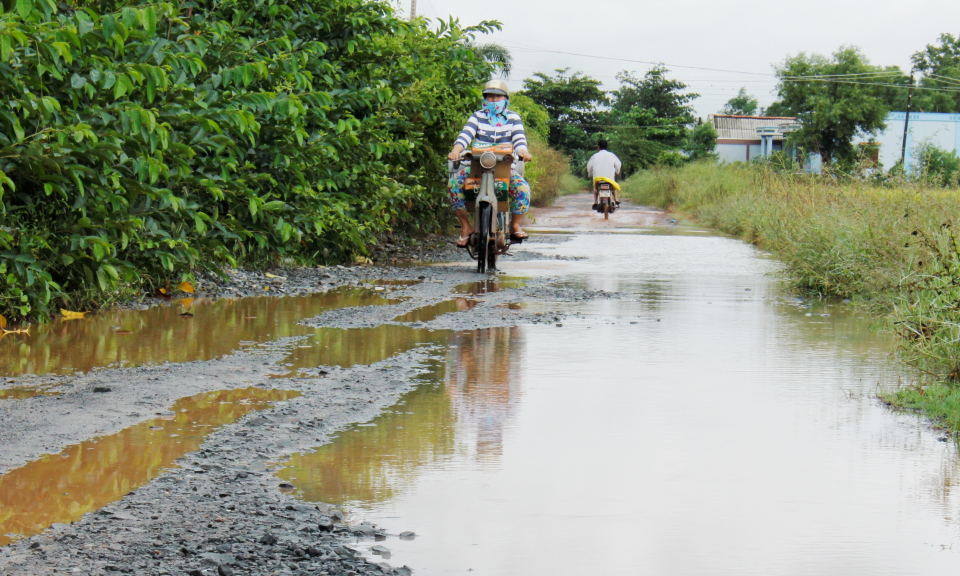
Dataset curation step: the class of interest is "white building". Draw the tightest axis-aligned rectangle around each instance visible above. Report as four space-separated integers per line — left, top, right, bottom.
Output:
866 112 960 170
711 114 798 163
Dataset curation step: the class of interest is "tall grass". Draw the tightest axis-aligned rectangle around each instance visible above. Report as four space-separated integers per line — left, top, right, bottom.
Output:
559 173 589 196
621 162 960 431
621 163 953 299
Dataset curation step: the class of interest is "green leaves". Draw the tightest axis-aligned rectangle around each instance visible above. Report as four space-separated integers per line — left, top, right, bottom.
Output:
772 47 892 165
15 0 31 19
0 0 496 321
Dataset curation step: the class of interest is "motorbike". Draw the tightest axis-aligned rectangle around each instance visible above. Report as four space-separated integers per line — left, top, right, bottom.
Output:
449 142 525 274
595 179 618 220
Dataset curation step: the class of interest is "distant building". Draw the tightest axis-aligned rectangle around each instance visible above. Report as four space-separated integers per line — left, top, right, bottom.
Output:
861 112 960 170
711 114 798 164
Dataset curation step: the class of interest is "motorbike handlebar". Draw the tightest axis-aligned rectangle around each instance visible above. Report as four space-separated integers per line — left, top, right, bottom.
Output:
447 156 529 176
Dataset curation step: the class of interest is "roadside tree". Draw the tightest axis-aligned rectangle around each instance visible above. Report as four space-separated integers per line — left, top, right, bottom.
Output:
606 67 698 175
471 42 513 78
683 122 718 161
521 69 607 158
771 46 890 166
911 33 960 113
720 88 759 116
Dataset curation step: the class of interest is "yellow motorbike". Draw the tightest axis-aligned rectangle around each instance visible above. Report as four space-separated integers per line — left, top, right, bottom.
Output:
449 142 525 273
594 177 619 220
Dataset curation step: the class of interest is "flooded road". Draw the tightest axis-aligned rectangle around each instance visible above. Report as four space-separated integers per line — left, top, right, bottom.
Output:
4 195 960 575
278 201 960 574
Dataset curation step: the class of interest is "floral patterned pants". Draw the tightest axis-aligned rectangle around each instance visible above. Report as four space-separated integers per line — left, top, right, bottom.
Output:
447 168 531 215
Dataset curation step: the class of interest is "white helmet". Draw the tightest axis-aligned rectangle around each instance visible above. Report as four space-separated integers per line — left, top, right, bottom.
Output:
482 80 509 97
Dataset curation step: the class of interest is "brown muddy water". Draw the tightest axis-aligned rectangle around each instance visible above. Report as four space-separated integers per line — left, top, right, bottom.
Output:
0 387 299 545
452 278 526 295
392 298 480 323
0 386 61 400
282 233 960 575
0 287 393 377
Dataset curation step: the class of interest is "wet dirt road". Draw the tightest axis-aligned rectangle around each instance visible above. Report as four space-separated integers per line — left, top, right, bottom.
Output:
527 189 673 230
1 195 959 575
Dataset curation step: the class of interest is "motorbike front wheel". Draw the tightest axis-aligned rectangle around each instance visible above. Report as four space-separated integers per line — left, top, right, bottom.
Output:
476 202 493 274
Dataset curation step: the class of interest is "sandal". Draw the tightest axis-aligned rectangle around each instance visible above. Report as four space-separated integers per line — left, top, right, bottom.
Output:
455 235 470 248
509 230 528 243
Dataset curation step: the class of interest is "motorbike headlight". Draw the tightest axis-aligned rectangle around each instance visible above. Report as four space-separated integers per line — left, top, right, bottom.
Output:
479 151 497 169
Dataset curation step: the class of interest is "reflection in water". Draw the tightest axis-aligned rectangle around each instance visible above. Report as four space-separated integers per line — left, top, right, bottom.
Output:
280 327 523 504
452 277 526 295
279 325 449 376
372 279 423 287
445 329 522 461
0 288 393 377
392 299 480 323
0 386 61 400
281 361 456 505
0 387 299 545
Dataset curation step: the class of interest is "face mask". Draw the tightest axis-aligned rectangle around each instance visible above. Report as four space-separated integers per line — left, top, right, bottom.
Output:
483 98 509 126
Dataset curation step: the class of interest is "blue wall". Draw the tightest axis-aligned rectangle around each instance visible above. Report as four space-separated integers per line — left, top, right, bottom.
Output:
871 112 960 170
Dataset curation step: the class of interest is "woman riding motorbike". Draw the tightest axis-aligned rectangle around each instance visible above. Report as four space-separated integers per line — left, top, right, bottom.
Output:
447 80 533 247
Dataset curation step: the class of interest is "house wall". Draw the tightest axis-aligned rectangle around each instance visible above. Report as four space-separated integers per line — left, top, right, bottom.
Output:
717 142 749 163
861 112 960 171
716 141 783 164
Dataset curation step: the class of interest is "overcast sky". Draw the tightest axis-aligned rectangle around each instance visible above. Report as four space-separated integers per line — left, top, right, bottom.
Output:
406 0 955 118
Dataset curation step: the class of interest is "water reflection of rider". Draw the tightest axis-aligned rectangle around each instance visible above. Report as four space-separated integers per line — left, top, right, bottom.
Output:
587 139 622 207
447 80 533 247
447 327 523 462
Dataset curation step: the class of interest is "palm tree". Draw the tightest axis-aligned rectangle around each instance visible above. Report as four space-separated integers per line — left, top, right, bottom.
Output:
470 42 513 79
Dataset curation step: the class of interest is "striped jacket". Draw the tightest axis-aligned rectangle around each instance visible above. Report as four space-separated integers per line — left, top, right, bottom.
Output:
454 109 529 155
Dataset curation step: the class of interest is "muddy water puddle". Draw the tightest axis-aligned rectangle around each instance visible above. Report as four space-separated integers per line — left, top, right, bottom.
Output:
371 279 423 287
277 325 450 377
282 233 960 575
279 327 520 507
0 387 298 545
0 287 394 377
452 277 526 295
392 298 480 323
0 386 62 400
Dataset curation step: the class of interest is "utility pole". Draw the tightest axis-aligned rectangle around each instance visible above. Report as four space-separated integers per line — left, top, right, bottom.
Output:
900 72 915 168
409 0 416 19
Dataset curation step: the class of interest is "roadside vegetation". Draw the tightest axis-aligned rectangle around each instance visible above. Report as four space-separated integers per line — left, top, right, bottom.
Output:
0 0 575 322
509 93 572 207
621 161 960 431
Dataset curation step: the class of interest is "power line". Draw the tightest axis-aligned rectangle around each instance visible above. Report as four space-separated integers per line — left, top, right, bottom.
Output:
781 71 902 79
927 73 960 87
497 41 927 90
782 78 960 92
547 121 692 128
497 40 775 77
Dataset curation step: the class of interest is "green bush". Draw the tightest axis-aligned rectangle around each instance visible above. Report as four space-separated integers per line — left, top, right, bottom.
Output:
916 142 960 187
682 122 717 161
0 0 496 320
508 93 549 142
525 134 570 207
655 150 686 168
